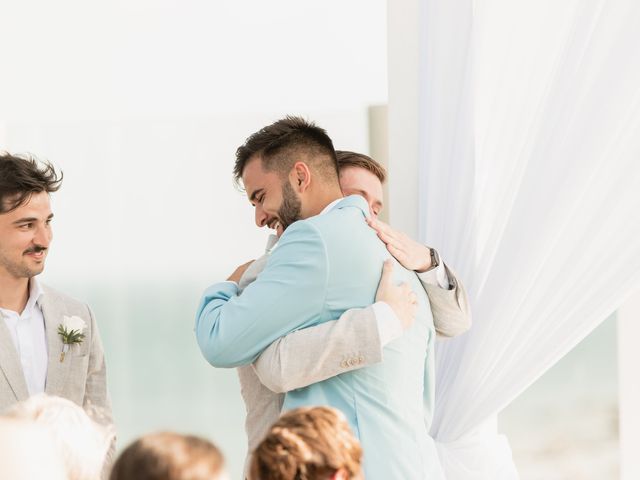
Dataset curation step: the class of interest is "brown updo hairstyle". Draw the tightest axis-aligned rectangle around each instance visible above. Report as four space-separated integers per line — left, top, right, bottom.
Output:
109 432 225 480
249 406 362 480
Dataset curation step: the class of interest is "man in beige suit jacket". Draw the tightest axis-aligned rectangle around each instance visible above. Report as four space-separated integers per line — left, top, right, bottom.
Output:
229 151 471 472
0 153 112 434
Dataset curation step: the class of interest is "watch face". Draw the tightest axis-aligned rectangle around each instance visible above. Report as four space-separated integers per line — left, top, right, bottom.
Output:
431 249 440 267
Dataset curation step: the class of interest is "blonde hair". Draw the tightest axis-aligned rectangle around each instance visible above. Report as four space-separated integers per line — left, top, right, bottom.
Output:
0 418 67 480
249 406 362 480
336 150 387 183
110 431 225 480
6 394 113 480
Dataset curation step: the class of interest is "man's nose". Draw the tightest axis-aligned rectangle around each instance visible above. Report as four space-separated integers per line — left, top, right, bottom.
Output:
255 205 268 228
33 224 52 247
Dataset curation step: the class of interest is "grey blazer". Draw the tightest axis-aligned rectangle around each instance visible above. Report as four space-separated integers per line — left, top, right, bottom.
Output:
0 284 113 427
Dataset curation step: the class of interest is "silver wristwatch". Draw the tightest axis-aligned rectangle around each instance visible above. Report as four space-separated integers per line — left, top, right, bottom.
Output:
424 247 440 272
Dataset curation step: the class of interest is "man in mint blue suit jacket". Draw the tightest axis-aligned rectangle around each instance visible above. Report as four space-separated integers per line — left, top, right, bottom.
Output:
196 116 443 479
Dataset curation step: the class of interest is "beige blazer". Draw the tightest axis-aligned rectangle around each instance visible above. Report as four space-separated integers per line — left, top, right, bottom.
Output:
0 284 112 427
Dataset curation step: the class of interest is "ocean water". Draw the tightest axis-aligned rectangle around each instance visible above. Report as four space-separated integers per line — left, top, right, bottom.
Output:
57 280 618 479
500 316 619 479
62 280 249 479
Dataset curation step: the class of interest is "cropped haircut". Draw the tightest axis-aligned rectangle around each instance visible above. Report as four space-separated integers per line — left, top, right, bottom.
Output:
336 150 387 183
249 406 362 480
234 116 339 187
0 152 62 214
109 432 225 480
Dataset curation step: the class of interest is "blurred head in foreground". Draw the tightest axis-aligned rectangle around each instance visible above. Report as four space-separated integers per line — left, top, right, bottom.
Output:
110 431 228 480
0 417 66 480
250 406 363 480
5 394 113 480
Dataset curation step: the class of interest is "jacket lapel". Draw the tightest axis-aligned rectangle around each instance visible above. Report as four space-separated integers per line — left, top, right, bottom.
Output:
40 293 70 397
0 314 30 402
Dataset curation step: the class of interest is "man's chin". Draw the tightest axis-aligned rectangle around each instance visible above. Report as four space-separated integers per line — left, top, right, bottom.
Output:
23 262 45 277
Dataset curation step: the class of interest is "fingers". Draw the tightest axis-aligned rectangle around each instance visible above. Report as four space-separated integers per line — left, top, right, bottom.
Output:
379 259 394 287
376 228 395 245
367 216 393 235
387 244 407 265
409 291 417 305
399 282 418 305
375 259 394 302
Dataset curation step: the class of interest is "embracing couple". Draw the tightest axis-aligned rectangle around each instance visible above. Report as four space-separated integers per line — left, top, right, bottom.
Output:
196 116 471 479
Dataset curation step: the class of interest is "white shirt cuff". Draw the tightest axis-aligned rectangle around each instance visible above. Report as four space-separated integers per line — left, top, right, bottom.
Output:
372 301 403 346
417 262 450 289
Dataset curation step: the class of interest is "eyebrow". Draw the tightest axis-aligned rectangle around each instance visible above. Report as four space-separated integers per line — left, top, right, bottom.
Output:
12 213 54 225
248 188 264 204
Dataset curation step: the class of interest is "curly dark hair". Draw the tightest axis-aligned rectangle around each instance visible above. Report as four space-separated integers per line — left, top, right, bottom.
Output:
0 152 63 214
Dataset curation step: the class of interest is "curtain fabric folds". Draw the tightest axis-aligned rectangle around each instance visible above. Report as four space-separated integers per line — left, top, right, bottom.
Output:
419 0 640 477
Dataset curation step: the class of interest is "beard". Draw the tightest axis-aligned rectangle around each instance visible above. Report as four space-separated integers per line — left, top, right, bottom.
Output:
278 180 302 232
0 249 45 279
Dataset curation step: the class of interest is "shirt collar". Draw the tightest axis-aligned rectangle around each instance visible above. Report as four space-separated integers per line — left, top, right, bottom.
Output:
270 197 346 251
319 197 344 216
0 278 44 318
26 278 44 314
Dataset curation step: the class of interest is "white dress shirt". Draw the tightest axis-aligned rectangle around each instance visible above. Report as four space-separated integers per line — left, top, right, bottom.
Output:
0 278 48 395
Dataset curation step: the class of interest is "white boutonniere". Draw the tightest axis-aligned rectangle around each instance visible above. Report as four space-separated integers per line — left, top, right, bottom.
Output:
58 315 87 362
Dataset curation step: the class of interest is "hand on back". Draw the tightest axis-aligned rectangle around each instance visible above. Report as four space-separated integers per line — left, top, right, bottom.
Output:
367 217 432 273
375 259 418 330
227 260 255 283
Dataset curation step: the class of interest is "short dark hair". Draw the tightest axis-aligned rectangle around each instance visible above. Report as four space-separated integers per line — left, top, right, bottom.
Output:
336 150 387 183
234 116 339 186
110 432 225 480
0 152 63 214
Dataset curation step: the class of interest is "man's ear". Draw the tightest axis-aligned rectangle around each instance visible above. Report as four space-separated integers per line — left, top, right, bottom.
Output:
291 162 312 193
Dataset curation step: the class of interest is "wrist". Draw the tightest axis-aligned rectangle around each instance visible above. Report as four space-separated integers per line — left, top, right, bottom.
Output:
415 247 434 273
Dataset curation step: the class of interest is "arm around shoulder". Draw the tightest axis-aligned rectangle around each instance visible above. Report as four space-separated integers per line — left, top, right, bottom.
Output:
195 221 329 368
253 306 384 393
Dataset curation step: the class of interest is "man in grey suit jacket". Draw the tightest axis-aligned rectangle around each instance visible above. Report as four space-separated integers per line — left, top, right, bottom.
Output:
0 153 112 433
228 150 470 472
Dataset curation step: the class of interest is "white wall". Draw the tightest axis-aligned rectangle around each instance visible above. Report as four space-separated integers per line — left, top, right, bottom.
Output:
387 0 420 237
0 0 387 122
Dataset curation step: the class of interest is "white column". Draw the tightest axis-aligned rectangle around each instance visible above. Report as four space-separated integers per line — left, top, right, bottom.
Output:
618 290 640 480
368 105 390 223
387 0 420 238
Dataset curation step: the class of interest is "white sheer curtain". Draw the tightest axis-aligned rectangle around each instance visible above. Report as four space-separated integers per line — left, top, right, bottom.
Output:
418 0 640 477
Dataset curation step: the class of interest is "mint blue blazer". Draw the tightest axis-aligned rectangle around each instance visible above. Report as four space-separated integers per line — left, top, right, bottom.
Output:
196 195 443 479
